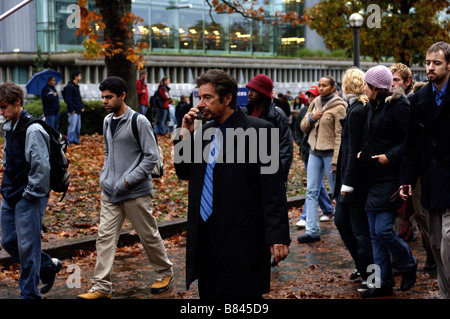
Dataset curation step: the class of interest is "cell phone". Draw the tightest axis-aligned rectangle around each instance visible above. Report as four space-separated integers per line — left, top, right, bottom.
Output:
402 184 410 194
196 109 203 119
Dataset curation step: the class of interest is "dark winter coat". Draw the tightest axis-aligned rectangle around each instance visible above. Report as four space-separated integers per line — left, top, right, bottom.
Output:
41 84 60 116
361 89 410 211
400 81 450 210
174 108 290 298
244 101 293 183
334 97 369 203
65 81 83 114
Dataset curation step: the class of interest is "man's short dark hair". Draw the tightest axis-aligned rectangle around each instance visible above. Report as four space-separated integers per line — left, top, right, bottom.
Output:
99 76 128 101
71 70 82 80
194 69 238 109
427 42 450 63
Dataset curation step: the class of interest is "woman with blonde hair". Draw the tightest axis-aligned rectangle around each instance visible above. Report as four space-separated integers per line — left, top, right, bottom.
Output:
334 68 373 292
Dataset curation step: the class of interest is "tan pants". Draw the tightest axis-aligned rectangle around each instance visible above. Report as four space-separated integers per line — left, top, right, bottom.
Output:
426 208 450 299
92 192 173 294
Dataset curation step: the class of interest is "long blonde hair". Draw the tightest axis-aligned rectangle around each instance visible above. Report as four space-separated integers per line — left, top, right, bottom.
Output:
341 68 369 105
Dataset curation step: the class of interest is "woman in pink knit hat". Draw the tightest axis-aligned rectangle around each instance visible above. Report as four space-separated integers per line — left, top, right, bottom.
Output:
359 65 418 298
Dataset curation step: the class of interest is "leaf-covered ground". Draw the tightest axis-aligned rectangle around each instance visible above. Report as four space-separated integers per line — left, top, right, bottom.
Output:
0 133 308 241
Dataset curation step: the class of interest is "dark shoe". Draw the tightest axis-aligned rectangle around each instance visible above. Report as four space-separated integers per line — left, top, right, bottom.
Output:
400 261 418 291
424 255 437 271
41 258 63 294
360 286 393 298
349 269 361 282
297 234 320 243
357 281 374 292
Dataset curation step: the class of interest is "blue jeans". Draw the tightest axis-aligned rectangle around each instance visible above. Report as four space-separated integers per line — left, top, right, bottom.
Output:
367 210 417 288
45 113 60 131
139 104 148 116
300 157 334 221
67 112 81 144
1 197 54 299
305 153 336 238
154 108 168 134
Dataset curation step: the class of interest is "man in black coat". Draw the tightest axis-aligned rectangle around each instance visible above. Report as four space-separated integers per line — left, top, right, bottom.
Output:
399 42 450 299
244 74 293 184
41 76 60 131
174 69 290 299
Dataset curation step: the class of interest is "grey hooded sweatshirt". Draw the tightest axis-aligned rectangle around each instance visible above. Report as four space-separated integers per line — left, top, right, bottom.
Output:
100 106 158 203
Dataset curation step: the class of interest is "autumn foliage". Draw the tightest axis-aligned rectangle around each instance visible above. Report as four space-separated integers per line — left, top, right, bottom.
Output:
77 0 149 70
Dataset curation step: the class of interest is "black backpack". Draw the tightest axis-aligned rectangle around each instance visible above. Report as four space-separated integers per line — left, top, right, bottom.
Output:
25 119 70 201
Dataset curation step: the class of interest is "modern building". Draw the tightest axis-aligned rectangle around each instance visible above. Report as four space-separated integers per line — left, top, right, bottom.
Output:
0 0 426 99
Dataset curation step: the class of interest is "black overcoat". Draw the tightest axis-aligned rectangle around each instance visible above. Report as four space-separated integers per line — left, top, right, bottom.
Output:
174 108 291 298
400 81 450 210
361 92 410 211
334 98 369 203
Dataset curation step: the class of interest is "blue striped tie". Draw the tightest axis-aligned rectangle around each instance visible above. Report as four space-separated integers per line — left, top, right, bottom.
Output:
200 129 222 221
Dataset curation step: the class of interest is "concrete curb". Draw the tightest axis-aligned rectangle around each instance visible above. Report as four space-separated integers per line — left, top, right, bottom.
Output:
0 195 310 266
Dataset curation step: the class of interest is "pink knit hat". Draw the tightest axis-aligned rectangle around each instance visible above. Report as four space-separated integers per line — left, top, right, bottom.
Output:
364 65 393 90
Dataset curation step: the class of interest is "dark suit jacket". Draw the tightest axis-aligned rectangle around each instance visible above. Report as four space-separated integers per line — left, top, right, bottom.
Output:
400 81 450 210
174 108 290 298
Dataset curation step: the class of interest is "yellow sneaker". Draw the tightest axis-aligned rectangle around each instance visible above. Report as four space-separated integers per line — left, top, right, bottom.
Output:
151 275 174 293
77 288 112 299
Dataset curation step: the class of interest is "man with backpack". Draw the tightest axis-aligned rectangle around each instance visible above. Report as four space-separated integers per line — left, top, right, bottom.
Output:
77 76 173 299
0 82 62 299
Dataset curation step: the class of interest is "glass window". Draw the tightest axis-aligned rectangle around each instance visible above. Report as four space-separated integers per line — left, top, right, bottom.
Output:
150 6 177 50
56 0 84 46
229 15 251 52
204 13 226 51
178 9 204 51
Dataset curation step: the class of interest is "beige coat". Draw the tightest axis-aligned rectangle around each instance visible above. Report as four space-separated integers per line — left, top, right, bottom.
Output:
300 95 347 165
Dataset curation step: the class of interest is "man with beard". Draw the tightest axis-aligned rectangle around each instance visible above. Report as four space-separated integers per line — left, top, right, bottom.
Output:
77 76 173 299
399 41 450 299
245 74 293 184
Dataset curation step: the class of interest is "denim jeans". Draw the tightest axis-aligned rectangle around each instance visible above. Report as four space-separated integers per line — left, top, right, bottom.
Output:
305 153 336 238
45 113 60 131
367 210 417 288
139 104 148 116
300 156 334 221
67 112 81 144
154 108 168 134
1 197 55 299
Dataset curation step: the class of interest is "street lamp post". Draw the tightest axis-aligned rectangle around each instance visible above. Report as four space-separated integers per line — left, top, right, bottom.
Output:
349 13 364 69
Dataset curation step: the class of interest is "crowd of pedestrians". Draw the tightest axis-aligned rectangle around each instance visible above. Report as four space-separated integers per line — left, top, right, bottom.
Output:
0 41 449 300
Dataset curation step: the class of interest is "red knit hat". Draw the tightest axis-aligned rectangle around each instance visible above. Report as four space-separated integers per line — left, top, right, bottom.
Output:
246 74 273 99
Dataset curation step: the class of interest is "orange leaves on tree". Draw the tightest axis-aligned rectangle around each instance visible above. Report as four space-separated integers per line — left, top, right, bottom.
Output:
77 0 147 69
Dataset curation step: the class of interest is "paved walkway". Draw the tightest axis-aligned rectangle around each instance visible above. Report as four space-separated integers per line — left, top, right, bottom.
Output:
0 195 442 301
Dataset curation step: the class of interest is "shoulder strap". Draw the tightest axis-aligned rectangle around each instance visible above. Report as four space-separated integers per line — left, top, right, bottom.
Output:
131 112 141 152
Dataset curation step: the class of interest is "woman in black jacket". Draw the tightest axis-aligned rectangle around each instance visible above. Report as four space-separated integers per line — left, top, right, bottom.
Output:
334 68 373 293
360 65 417 298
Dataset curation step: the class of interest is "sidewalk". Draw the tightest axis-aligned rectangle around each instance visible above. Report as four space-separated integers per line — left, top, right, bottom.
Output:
0 194 441 299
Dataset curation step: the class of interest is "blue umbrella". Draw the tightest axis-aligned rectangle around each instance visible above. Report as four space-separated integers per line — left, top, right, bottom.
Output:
26 69 62 95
